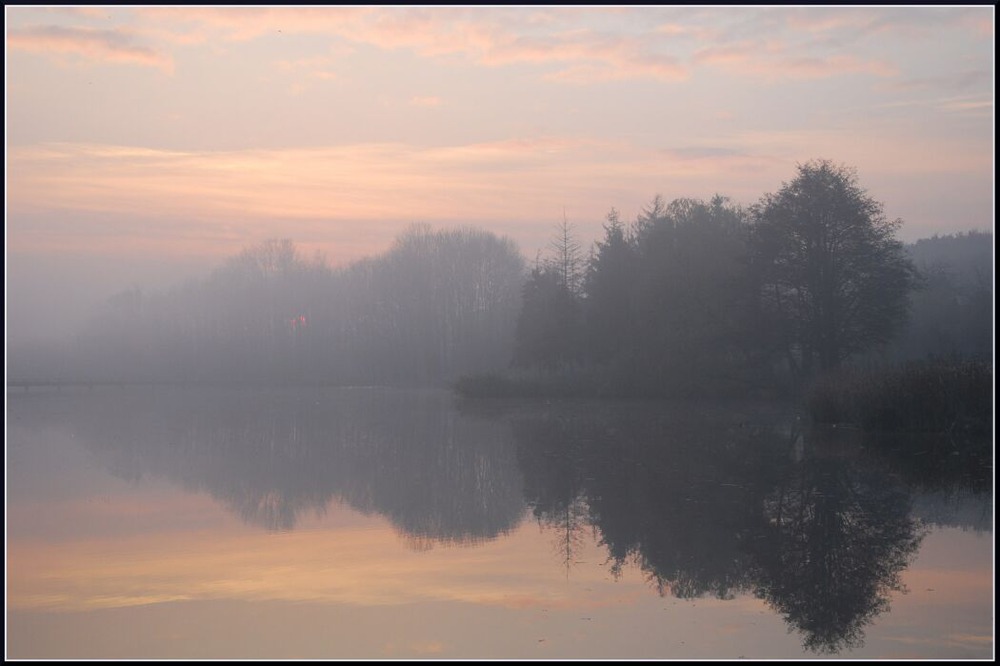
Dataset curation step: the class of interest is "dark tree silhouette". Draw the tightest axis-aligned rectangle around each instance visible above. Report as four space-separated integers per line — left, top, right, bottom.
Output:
752 160 917 376
511 219 587 370
628 194 758 394
583 208 637 365
512 266 582 370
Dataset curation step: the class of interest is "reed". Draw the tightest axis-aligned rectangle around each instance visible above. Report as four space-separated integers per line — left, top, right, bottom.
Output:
807 359 992 434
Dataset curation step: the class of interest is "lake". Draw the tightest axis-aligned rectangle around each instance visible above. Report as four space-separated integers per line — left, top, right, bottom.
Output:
5 386 993 659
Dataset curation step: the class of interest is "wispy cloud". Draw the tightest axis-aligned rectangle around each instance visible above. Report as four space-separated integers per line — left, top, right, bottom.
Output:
138 7 688 84
139 6 371 42
465 29 687 82
779 7 990 44
7 137 792 215
272 52 346 84
935 97 993 116
3 6 992 261
7 25 174 73
9 7 989 87
409 96 443 108
876 69 992 94
783 7 883 35
6 138 791 263
693 41 898 81
274 54 339 72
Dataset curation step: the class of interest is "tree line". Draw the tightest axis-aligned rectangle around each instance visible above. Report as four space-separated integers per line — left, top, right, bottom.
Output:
507 159 990 397
68 226 525 385
18 159 991 392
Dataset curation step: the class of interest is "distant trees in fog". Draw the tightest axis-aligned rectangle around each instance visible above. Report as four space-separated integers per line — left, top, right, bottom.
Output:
73 227 524 385
55 159 991 390
338 225 525 384
890 230 993 362
75 239 333 383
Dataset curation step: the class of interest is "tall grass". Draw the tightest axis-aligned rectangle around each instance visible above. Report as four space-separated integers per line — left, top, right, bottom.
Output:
453 366 627 399
453 365 761 400
807 360 992 434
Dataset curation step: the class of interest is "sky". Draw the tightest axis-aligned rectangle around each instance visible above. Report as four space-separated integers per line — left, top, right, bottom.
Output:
5 5 996 344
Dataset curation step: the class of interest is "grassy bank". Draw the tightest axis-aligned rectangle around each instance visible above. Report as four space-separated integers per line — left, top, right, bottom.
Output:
807 359 992 434
453 367 624 399
454 363 781 401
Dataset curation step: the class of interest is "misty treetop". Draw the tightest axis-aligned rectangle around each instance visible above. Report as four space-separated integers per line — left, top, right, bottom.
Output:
31 159 991 393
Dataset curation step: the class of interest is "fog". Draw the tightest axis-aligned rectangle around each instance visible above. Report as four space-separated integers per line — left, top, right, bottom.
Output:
6 251 215 348
6 163 993 394
7 227 526 387
6 220 992 394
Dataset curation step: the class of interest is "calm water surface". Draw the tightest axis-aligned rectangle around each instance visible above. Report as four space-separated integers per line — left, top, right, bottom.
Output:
6 386 993 659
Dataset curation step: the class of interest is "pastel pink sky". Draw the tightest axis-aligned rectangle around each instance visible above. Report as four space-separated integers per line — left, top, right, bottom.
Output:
4 6 995 341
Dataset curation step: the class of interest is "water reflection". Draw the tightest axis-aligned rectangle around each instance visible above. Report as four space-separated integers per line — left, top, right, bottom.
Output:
493 400 988 654
10 388 991 656
752 428 924 653
48 387 527 544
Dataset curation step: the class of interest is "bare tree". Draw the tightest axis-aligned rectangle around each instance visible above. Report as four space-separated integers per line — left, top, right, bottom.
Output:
546 212 584 297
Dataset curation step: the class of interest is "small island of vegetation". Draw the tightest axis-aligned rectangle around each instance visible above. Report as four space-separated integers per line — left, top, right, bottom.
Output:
453 160 992 437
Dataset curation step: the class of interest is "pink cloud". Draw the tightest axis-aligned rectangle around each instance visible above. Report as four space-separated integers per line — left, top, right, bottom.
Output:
544 60 685 84
486 32 688 82
783 8 880 34
963 12 994 37
782 55 898 79
7 25 174 73
139 6 371 42
781 7 991 42
6 138 781 268
409 96 443 108
137 7 687 85
694 42 897 81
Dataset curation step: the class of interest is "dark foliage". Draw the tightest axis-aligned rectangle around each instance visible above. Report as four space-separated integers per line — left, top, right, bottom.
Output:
751 160 917 375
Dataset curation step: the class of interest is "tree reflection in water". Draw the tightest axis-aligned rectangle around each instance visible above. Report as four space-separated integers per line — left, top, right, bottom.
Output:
750 428 924 653
505 400 980 654
66 386 527 544
32 388 990 655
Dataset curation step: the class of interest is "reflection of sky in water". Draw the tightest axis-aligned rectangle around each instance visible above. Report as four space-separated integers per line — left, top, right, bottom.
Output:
6 389 993 659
